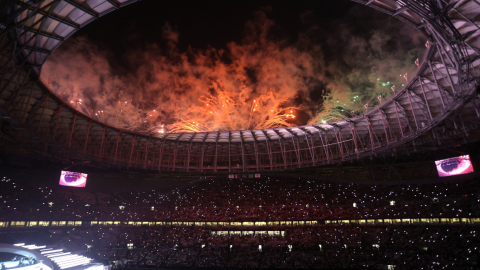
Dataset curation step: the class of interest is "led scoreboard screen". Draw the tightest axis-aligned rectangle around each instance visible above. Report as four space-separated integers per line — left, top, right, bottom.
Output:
435 155 474 177
59 171 88 187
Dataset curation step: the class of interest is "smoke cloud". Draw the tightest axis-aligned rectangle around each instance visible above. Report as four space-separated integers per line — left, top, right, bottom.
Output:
42 7 425 133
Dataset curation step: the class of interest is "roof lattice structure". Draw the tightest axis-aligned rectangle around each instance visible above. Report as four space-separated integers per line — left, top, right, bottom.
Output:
0 0 479 172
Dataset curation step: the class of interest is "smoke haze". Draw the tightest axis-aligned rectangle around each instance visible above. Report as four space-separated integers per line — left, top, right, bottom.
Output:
42 5 425 133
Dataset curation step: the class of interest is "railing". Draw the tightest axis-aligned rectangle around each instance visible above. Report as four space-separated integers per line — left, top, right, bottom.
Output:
2 217 480 228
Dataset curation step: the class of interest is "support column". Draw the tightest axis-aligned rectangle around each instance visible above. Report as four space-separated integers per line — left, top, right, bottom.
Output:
349 122 359 156
419 79 434 119
83 121 92 153
333 127 344 160
253 140 259 171
305 134 315 165
214 137 218 173
172 143 177 172
52 106 63 141
432 33 458 95
144 138 151 168
19 80 36 124
366 118 376 151
200 143 205 172
228 132 231 172
158 139 165 171
241 138 245 172
290 137 300 167
394 102 405 137
320 132 330 163
279 139 287 169
99 127 106 157
129 136 136 167
36 94 49 133
114 133 120 162
187 142 192 172
407 91 420 131
68 114 77 148
380 111 390 145
266 139 273 170
428 62 446 108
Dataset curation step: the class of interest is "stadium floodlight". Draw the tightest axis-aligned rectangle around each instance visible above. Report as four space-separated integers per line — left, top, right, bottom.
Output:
56 259 91 267
51 256 81 264
57 259 91 267
51 255 82 262
53 256 88 263
46 252 72 258
57 259 92 269
14 243 25 246
24 245 47 249
41 249 63 254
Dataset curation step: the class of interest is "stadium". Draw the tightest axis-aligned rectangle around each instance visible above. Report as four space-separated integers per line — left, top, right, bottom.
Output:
1 0 480 269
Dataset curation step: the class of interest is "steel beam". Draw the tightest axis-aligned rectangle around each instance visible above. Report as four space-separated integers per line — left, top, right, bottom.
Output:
333 126 345 159
214 132 219 173
262 131 274 170
99 126 106 157
407 91 420 131
114 132 120 162
144 137 151 168
158 138 165 170
83 121 91 153
349 122 359 156
129 136 136 167
16 2 81 29
393 102 405 137
172 142 177 171
200 135 207 172
52 106 63 141
428 62 447 108
320 132 330 163
36 94 49 133
379 110 390 145
240 132 245 172
63 0 99 17
366 117 376 151
67 113 76 148
253 139 259 171
0 0 60 40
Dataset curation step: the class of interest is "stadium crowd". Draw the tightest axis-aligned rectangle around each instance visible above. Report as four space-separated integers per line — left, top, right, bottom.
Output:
14 225 478 269
0 175 479 222
1 175 480 268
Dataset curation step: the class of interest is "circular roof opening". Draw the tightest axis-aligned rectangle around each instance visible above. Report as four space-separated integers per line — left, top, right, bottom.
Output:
40 0 424 134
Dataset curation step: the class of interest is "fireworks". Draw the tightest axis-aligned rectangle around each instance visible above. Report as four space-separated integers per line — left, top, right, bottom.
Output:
71 99 92 117
41 14 422 134
95 110 106 122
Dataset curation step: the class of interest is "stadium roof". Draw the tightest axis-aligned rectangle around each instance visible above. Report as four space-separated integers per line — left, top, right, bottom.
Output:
0 0 479 172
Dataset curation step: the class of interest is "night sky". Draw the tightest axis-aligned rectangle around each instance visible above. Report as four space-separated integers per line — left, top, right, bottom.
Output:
43 0 425 132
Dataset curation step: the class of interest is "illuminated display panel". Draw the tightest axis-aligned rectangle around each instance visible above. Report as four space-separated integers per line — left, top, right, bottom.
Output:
435 155 474 177
59 171 88 187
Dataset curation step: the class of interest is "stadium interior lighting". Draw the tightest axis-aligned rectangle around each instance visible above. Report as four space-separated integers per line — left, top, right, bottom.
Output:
57 259 91 266
23 245 47 249
41 249 63 254
57 259 92 269
45 252 72 258
52 255 88 262
51 255 83 262
56 261 91 268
